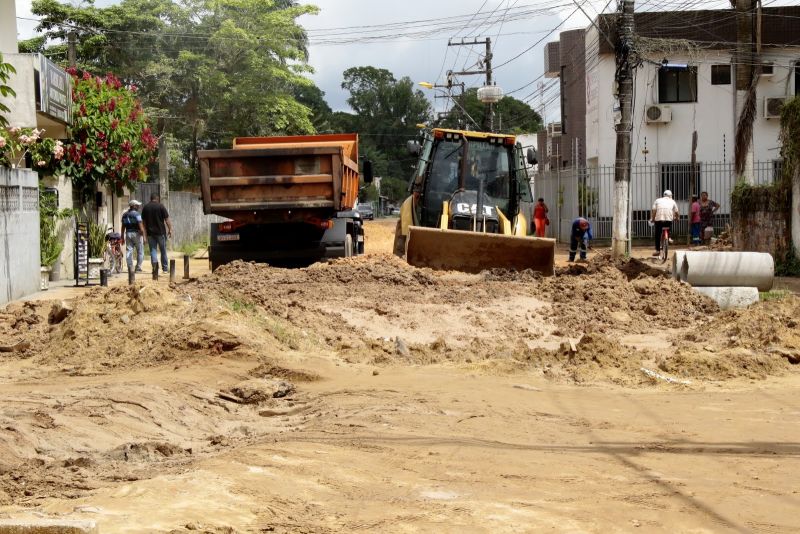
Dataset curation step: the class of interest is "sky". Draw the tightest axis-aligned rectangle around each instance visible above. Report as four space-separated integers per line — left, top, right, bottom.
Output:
13 0 788 123
13 0 601 123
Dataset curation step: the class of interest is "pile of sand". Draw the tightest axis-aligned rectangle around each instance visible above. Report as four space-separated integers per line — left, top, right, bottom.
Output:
2 254 795 385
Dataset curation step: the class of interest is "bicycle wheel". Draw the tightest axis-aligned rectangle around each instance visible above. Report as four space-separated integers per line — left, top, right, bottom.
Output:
660 231 669 263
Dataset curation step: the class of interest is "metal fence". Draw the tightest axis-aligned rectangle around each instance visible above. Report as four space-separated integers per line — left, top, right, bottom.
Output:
132 182 163 205
533 160 781 243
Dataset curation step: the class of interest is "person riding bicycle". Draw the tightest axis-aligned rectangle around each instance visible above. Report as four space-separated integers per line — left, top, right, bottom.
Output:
650 190 679 257
122 199 146 273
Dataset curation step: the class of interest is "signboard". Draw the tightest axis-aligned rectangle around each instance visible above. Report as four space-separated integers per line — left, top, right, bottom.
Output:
38 54 72 124
75 221 89 286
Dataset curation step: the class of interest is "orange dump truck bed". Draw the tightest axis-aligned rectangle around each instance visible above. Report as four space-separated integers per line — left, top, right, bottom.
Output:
198 133 360 224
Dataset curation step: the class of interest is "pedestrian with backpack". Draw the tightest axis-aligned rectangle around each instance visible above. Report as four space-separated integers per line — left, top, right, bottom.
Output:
122 199 146 273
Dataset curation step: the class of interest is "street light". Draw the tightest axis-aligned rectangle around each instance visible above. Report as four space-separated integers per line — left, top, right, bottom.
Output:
418 81 479 130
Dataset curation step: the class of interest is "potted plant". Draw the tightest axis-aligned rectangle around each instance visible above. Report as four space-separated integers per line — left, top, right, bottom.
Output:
39 187 73 289
87 218 107 280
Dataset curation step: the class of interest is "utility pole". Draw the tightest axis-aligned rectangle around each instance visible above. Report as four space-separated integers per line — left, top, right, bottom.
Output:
448 37 494 131
67 31 77 68
485 38 494 132
612 0 635 258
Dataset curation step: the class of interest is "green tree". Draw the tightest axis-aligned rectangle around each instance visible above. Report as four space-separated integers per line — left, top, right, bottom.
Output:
439 88 542 134
29 0 319 186
0 53 16 128
336 66 431 202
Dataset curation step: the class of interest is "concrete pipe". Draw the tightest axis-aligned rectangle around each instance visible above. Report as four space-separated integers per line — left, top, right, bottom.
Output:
679 251 774 291
693 286 759 310
672 251 687 280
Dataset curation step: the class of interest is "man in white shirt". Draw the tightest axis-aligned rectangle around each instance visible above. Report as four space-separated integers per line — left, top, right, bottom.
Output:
650 190 679 257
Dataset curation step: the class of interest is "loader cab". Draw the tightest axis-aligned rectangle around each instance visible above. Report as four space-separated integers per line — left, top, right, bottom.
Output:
413 129 523 231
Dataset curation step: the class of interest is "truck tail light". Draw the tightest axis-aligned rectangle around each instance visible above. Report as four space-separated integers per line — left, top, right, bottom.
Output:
306 217 333 229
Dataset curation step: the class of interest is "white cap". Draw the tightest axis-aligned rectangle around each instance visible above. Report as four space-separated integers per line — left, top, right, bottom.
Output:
129 199 142 207
663 190 673 197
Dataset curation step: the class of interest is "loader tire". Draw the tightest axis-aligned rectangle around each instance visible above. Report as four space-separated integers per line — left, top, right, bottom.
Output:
393 220 406 258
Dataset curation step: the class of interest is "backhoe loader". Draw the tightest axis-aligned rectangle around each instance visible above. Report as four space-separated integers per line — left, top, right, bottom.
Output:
394 128 555 275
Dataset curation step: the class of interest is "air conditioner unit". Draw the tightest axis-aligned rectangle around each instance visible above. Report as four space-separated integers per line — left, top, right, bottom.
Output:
764 97 787 119
547 122 562 136
645 105 672 124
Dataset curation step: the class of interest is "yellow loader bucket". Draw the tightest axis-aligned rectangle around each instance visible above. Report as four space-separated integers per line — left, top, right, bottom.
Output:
406 226 556 275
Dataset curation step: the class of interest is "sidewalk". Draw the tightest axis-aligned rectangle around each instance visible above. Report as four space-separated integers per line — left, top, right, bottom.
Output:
17 251 212 304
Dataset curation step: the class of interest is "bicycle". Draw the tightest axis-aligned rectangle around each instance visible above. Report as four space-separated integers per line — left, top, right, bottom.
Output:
659 224 670 264
104 228 124 274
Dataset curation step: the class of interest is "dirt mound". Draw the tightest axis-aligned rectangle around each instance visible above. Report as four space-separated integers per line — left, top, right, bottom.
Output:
540 260 717 334
647 295 800 380
690 295 800 352
213 254 437 288
526 333 650 385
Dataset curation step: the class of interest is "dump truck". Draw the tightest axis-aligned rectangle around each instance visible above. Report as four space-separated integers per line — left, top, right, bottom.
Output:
198 133 371 270
394 128 555 275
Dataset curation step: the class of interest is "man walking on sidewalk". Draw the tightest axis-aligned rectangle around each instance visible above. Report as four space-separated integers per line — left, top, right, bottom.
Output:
122 199 146 273
142 193 173 273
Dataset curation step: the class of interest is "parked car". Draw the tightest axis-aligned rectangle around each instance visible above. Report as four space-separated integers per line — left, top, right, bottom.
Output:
390 207 401 216
356 202 374 220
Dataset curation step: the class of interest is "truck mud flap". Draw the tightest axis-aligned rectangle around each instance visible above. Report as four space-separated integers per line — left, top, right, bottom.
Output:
406 226 555 275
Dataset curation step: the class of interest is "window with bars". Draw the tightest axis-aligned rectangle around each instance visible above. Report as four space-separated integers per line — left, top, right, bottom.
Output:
660 163 701 201
658 66 698 103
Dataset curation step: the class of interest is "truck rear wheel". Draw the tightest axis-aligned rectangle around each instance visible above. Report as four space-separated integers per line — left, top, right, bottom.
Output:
393 220 406 258
344 234 354 257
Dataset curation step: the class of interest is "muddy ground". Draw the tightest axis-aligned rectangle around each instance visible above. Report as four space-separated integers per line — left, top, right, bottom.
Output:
1 219 799 533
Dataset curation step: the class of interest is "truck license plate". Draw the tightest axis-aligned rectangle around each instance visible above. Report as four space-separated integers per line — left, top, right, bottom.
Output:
217 233 240 242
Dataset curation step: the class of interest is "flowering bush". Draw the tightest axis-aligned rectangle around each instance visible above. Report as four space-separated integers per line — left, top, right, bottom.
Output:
0 126 64 173
62 69 157 194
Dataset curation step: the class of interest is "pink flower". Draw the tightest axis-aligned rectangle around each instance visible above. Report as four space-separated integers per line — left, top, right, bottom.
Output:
82 71 91 81
8 127 20 135
110 119 119 130
19 135 31 145
0 137 6 148
36 160 46 167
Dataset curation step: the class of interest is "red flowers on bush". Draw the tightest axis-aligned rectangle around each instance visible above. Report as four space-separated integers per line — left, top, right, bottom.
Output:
61 69 156 194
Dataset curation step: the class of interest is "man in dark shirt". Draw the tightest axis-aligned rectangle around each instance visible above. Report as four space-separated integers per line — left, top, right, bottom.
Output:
141 193 173 273
568 217 592 262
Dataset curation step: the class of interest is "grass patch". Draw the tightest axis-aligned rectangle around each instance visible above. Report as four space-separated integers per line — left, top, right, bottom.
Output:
227 298 256 313
759 290 791 302
177 238 209 256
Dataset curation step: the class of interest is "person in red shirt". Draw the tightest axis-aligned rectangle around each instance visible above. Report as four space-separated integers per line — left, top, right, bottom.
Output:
532 197 549 237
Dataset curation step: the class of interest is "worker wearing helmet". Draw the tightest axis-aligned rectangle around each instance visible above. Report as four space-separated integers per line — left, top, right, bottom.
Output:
122 199 146 273
568 217 592 262
650 190 679 257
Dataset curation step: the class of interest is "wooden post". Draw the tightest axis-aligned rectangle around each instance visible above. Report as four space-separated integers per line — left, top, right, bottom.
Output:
169 259 176 283
183 254 190 279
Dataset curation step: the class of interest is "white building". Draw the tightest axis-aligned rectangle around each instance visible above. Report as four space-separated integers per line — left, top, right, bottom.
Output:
585 32 799 171
536 6 800 241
